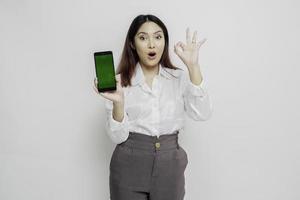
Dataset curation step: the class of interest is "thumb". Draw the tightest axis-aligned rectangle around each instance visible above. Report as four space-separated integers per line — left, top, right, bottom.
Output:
174 44 183 59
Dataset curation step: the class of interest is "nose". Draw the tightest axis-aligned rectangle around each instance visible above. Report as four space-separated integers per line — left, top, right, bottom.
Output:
148 38 155 48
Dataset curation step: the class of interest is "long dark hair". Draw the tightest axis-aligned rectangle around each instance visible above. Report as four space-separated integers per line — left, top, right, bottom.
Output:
116 14 182 87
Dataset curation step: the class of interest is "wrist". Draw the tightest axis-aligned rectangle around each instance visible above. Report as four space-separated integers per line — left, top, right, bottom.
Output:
113 101 124 107
187 63 200 70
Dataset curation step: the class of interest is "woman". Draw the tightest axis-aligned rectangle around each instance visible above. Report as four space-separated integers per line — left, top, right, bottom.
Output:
93 14 212 200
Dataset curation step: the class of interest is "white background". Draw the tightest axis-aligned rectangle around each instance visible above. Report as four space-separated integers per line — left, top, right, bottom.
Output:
1 0 299 199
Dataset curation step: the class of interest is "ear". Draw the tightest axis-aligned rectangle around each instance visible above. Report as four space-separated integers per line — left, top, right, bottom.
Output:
130 42 135 50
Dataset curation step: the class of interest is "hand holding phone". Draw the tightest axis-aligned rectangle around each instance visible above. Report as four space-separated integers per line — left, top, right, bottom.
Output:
93 74 124 104
93 51 124 103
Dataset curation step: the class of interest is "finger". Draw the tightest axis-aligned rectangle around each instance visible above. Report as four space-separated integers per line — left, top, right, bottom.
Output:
93 84 99 94
115 74 121 83
99 92 106 97
174 42 182 53
186 27 191 44
197 38 207 49
175 41 185 51
174 43 183 58
94 78 98 89
192 31 197 44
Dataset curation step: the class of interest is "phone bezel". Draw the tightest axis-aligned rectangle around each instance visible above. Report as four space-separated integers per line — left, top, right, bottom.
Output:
94 51 117 92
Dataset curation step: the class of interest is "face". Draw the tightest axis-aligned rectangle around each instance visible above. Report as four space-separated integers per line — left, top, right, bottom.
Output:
132 21 165 69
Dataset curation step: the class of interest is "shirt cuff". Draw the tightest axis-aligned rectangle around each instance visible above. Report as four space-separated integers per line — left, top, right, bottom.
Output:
104 98 128 130
185 79 207 97
109 111 128 128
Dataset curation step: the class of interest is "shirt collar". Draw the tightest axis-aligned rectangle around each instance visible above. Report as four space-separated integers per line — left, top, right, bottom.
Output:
131 62 179 86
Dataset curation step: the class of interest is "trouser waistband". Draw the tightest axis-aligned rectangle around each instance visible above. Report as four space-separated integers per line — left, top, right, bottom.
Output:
120 130 180 152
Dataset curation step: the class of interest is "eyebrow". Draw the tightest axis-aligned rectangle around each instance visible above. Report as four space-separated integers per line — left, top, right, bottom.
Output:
137 30 163 35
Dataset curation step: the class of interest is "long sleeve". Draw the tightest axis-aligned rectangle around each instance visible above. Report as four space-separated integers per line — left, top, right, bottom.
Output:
180 70 213 121
104 98 129 144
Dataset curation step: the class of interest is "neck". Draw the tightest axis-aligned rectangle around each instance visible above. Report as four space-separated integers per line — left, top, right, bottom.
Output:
140 62 159 78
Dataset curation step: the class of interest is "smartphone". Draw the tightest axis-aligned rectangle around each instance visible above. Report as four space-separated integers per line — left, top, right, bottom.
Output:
94 51 116 92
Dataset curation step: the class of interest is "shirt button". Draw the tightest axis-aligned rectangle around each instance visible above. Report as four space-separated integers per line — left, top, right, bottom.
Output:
155 142 160 148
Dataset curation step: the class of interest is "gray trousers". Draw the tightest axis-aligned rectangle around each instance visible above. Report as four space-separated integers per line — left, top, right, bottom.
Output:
109 130 188 200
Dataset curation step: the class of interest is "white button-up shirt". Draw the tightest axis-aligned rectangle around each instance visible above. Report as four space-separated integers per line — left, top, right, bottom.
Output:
104 62 213 144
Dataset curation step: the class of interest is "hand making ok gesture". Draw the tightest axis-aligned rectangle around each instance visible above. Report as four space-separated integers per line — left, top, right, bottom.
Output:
174 27 206 69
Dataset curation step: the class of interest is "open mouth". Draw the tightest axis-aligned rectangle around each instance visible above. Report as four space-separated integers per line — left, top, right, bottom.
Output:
148 52 157 60
148 52 156 56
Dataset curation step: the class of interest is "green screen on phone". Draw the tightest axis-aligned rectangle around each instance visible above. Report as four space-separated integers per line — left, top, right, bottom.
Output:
94 51 116 92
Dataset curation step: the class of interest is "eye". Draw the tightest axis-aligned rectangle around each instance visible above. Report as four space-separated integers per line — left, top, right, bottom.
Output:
156 35 162 39
139 36 146 40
